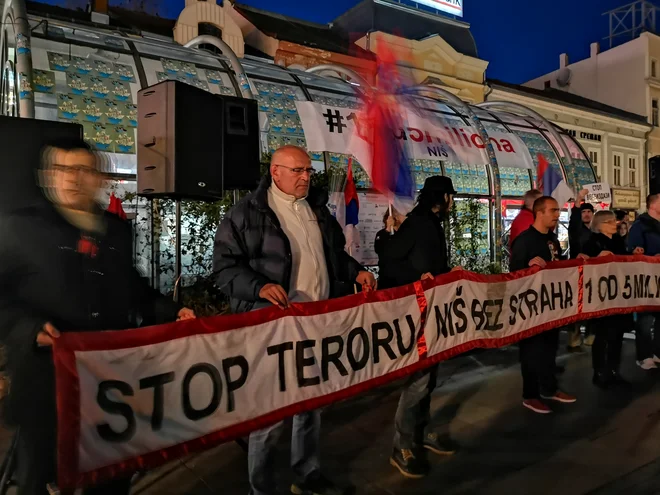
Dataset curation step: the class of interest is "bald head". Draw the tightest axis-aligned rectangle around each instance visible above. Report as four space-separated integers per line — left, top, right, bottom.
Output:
270 145 314 199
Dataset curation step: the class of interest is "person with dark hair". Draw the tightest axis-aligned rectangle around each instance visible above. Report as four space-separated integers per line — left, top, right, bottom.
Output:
374 207 407 289
509 189 542 248
510 196 578 414
567 189 595 350
0 138 195 495
628 193 660 370
378 176 461 479
582 210 631 388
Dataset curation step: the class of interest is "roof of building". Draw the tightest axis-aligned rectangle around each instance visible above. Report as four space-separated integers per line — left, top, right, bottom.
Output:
26 1 176 37
232 3 375 60
332 0 478 58
488 79 650 126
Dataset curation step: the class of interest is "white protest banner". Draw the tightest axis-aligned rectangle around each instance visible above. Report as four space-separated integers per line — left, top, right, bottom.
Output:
54 257 660 489
295 101 535 170
583 182 612 211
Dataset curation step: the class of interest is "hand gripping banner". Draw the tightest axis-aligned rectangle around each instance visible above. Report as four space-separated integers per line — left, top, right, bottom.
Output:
53 257 660 489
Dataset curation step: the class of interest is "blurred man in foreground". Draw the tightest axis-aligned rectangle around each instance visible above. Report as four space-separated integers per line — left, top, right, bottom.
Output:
214 145 375 495
510 196 577 414
0 138 194 495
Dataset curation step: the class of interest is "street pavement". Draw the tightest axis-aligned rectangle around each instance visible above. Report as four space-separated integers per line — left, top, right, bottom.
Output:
4 334 660 494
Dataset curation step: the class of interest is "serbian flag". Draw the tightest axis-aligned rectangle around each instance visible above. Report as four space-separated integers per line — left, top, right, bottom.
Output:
344 159 360 253
107 192 127 220
536 153 573 207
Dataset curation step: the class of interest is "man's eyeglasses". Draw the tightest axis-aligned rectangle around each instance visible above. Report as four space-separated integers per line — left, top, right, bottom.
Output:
274 164 316 176
51 164 99 176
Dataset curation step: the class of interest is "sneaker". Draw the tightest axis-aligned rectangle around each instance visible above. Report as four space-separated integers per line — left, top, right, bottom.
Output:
522 399 552 414
637 358 658 370
291 474 348 495
423 432 458 456
389 448 429 479
540 391 577 403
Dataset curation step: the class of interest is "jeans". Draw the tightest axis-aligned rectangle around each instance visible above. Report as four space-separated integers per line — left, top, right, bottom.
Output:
393 365 439 450
592 316 625 374
248 411 321 495
635 312 660 361
519 329 559 400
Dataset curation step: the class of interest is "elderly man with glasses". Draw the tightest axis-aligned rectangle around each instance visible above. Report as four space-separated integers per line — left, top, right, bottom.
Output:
213 145 376 495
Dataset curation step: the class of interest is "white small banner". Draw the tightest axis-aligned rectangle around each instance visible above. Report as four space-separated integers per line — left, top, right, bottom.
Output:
295 101 535 171
584 182 612 211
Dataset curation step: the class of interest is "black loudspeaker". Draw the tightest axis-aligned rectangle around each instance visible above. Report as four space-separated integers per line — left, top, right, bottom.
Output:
650 156 660 196
0 116 83 212
137 80 261 200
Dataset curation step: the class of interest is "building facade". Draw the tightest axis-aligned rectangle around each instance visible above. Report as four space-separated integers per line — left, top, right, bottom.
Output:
488 81 651 215
526 33 660 199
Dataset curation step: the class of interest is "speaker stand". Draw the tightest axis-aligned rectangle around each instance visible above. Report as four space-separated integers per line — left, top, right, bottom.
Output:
174 200 182 304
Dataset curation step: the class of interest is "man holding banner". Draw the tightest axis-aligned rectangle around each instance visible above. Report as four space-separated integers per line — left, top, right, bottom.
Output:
213 145 375 495
0 138 194 495
377 176 461 479
510 196 577 414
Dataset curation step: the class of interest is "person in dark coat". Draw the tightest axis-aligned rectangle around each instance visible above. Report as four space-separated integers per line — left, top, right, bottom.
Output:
627 193 660 370
377 176 460 479
0 138 193 495
582 210 631 388
213 145 374 495
510 196 578 415
374 207 407 290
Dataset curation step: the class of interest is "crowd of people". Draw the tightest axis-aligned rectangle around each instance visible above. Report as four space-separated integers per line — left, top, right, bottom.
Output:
1 139 659 495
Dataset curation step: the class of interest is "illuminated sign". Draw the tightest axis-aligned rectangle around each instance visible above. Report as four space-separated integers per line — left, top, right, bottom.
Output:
415 0 463 17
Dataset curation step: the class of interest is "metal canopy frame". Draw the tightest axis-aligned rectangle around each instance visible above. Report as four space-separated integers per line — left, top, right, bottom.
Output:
603 0 659 49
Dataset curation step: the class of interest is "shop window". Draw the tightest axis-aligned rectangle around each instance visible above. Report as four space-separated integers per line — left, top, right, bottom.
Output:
653 99 659 126
628 156 637 187
613 153 622 186
588 150 599 180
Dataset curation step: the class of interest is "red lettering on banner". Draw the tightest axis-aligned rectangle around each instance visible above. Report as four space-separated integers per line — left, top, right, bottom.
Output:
409 128 424 142
489 137 502 152
471 134 486 149
501 139 515 153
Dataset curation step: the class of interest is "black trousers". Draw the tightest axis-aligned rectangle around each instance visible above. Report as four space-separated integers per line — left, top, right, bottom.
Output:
16 406 132 495
591 316 625 374
519 329 559 400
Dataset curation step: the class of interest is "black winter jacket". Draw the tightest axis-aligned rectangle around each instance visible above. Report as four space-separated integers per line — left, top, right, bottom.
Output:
582 233 627 258
377 206 449 288
568 206 592 258
628 213 660 256
213 176 364 314
0 203 179 426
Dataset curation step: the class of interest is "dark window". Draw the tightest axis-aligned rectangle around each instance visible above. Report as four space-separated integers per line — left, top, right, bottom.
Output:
544 80 551 89
198 23 223 55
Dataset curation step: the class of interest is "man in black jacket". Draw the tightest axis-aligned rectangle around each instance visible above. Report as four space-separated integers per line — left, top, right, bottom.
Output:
377 176 460 479
213 145 375 495
567 188 595 350
511 196 577 415
0 138 194 495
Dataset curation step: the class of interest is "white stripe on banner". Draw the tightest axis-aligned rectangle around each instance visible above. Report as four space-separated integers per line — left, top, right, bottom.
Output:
54 257 660 489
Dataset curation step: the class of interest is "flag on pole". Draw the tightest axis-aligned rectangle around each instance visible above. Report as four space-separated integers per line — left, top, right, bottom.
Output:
344 158 360 253
537 153 573 207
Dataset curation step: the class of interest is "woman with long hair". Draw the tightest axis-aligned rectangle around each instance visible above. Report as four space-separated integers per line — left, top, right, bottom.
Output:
582 210 631 388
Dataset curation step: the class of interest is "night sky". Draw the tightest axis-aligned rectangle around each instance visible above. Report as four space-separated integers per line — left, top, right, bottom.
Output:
38 0 656 83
